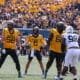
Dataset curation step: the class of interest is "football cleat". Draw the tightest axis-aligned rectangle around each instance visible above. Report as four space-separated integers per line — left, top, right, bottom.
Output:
54 76 60 80
42 72 45 79
18 72 23 78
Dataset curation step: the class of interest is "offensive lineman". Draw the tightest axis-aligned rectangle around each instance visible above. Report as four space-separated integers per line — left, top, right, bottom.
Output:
0 21 22 77
44 22 65 80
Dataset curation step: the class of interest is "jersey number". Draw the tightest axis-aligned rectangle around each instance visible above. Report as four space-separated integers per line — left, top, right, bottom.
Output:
7 35 15 43
68 35 77 42
34 39 38 46
56 35 61 42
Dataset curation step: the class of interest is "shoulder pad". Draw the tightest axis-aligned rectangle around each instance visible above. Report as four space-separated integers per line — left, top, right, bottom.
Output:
50 28 56 32
39 34 43 37
3 28 8 31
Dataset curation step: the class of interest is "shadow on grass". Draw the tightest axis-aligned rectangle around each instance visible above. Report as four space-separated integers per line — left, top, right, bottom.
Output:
27 74 54 80
0 74 20 79
0 74 55 80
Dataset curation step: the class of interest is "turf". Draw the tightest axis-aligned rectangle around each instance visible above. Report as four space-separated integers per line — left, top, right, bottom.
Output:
0 56 80 80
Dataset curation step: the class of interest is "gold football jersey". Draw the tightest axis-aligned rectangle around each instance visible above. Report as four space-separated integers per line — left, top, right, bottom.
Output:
26 34 46 51
2 28 20 49
49 28 63 53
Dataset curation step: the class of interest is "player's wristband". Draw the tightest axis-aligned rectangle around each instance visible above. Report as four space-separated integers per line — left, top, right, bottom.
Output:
16 50 20 56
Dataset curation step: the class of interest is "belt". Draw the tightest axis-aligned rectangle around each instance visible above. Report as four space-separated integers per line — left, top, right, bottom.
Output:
68 47 79 49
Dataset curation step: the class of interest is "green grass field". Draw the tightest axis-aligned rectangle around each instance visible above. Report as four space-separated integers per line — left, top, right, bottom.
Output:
0 56 80 80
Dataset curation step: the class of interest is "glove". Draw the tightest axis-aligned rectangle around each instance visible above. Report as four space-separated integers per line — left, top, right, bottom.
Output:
16 49 20 56
2 49 6 54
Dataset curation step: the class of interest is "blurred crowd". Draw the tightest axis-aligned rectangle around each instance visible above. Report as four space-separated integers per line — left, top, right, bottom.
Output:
0 0 80 29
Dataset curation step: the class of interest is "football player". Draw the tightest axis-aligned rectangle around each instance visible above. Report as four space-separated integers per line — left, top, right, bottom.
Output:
60 26 80 80
0 21 22 78
22 26 47 78
44 22 65 80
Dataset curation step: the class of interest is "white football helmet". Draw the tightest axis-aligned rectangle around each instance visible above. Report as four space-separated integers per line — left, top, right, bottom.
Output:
65 26 74 33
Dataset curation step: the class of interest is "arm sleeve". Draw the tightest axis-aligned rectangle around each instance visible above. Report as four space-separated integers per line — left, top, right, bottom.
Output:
61 37 66 53
47 32 53 47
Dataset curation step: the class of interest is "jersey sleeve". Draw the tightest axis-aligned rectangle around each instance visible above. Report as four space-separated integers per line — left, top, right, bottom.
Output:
25 35 31 44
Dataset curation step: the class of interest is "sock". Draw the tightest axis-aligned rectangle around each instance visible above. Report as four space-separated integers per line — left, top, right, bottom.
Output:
57 71 60 77
42 70 44 74
25 70 27 74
